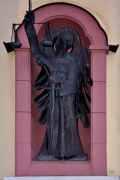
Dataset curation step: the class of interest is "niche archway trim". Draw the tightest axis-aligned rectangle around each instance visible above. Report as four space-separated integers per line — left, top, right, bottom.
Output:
33 2 108 44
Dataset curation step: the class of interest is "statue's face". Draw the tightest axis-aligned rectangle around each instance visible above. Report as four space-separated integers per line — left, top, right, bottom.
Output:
59 38 72 51
56 31 73 52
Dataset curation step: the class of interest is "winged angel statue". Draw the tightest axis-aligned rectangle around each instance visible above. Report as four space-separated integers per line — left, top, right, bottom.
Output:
24 11 93 161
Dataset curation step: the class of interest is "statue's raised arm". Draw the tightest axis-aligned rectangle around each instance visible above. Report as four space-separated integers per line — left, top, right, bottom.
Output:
24 11 54 73
24 11 42 60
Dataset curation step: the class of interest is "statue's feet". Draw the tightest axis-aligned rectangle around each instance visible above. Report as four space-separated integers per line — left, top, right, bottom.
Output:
36 154 58 161
36 153 87 161
67 153 87 161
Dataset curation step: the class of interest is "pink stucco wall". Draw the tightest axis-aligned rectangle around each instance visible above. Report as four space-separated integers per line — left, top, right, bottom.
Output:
15 3 108 176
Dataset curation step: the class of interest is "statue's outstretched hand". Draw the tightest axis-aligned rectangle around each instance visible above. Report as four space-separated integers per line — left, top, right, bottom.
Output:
23 11 34 24
23 11 35 37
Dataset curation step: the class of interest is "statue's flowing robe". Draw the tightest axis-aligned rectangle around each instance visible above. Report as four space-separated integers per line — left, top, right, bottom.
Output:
33 46 92 160
38 57 84 159
33 45 92 159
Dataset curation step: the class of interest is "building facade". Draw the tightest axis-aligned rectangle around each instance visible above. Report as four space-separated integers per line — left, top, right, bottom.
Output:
0 0 120 179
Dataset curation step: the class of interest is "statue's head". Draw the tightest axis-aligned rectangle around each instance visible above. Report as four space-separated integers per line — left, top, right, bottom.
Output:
55 31 73 51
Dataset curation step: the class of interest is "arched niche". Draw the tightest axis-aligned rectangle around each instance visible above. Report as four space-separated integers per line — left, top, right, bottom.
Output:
15 3 109 176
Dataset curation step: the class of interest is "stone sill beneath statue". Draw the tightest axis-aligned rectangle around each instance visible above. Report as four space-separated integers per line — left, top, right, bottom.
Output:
31 160 91 167
28 161 91 176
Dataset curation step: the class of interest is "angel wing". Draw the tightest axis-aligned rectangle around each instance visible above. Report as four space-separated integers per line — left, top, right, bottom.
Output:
34 66 50 125
76 46 93 128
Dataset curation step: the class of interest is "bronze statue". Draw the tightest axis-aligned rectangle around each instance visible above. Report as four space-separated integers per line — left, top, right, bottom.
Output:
24 11 93 161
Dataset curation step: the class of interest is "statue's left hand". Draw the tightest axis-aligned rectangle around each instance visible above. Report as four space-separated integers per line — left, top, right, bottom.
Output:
23 11 34 24
23 11 35 36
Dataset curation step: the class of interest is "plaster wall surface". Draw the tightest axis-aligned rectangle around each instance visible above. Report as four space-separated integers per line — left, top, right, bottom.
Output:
0 1 18 180
0 0 120 179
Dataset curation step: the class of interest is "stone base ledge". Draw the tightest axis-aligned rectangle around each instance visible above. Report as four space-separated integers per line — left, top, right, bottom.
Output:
4 176 119 180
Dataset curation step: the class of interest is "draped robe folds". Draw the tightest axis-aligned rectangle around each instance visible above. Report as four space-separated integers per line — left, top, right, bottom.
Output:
37 55 85 159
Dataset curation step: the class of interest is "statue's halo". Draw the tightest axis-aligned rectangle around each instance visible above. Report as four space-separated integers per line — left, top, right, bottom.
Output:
50 26 82 60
